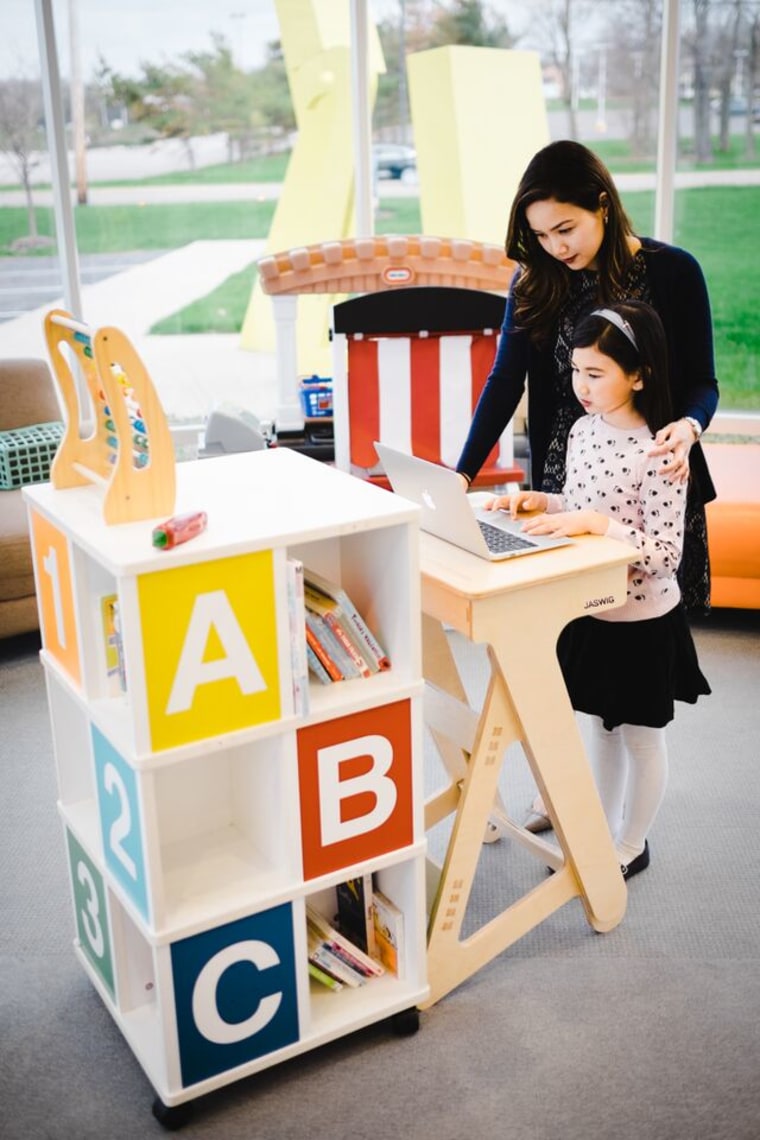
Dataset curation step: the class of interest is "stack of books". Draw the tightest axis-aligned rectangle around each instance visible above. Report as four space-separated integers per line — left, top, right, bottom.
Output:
306 905 385 991
307 877 405 993
302 568 391 684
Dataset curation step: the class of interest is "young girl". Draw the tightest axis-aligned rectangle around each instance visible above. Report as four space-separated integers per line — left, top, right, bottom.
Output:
485 300 711 879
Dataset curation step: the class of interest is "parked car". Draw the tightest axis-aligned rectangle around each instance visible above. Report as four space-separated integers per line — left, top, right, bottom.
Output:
710 95 760 117
373 143 417 180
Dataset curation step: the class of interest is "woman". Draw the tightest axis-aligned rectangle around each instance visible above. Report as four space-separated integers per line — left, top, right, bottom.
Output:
455 140 718 833
457 140 718 611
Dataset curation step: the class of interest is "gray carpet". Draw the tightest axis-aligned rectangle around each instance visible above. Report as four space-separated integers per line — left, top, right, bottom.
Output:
1 610 759 1140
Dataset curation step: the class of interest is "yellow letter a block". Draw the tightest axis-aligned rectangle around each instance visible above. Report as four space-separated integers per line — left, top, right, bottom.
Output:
138 550 281 752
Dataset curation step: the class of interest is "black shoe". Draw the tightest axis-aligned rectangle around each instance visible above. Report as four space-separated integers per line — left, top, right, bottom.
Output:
547 840 651 880
621 841 650 881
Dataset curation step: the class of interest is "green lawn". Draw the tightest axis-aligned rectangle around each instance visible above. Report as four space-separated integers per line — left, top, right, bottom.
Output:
623 187 760 408
0 200 278 252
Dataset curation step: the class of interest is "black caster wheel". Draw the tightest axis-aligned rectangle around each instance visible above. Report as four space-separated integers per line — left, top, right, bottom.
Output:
391 1007 420 1036
151 1096 194 1130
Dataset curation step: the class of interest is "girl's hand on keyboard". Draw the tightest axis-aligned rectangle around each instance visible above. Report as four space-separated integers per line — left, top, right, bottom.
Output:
521 509 609 537
484 491 548 518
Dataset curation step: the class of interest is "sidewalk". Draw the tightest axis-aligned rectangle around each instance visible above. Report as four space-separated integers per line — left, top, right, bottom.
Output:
0 239 280 425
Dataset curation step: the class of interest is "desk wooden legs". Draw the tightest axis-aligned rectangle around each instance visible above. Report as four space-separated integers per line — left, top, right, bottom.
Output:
422 610 627 1009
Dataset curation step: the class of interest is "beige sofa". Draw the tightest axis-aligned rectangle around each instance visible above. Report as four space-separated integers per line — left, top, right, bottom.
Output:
0 358 63 638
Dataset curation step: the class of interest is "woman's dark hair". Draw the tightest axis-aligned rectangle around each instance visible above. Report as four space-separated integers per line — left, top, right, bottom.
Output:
572 300 673 434
506 140 636 345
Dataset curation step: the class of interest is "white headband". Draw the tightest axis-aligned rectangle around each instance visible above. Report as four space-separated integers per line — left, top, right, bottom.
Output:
592 308 638 350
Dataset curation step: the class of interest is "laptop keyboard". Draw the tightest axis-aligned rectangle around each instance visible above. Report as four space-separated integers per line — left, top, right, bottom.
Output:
478 520 538 553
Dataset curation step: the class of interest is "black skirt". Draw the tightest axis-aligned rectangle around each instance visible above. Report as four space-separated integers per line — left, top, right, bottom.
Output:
556 605 711 731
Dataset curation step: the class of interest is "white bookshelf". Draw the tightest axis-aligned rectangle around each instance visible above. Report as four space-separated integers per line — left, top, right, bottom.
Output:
25 447 429 1127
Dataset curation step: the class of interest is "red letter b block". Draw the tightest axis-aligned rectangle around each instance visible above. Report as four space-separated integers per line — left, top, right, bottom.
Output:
297 700 413 880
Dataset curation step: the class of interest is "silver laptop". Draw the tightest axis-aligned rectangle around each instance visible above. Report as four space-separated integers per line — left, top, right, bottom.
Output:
374 442 572 562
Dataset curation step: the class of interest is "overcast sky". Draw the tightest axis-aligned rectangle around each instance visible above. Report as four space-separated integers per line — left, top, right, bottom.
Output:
1 0 533 81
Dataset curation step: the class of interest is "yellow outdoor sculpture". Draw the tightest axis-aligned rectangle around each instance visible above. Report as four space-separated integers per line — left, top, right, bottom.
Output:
239 0 385 383
407 45 549 245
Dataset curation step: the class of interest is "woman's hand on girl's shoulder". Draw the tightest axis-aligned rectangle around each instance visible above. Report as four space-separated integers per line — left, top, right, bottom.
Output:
647 418 694 483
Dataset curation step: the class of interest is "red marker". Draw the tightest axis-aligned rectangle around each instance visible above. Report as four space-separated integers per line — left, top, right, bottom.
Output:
152 510 208 550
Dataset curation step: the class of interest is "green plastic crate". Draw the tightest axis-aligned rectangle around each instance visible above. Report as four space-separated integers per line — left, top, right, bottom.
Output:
0 422 65 490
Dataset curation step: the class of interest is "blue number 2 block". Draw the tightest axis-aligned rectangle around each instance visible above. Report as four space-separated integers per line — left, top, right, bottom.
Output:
171 903 300 1087
92 725 149 922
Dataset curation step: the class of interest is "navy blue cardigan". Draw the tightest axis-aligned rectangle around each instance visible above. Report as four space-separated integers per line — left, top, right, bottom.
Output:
457 238 719 504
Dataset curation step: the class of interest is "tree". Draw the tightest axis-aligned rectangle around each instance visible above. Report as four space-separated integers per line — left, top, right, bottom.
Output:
687 0 715 163
523 0 593 142
602 0 662 159
107 58 203 168
429 0 513 48
185 34 257 161
375 0 514 138
744 5 760 159
245 39 296 154
98 34 294 163
0 74 46 244
713 0 745 152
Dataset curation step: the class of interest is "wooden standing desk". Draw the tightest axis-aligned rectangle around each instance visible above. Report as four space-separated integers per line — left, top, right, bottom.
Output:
419 531 635 1008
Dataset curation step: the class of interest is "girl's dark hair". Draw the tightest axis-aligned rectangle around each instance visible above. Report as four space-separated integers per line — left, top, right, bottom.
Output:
506 140 636 345
572 300 673 434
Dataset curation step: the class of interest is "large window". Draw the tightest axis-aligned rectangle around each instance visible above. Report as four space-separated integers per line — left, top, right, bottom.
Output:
0 1 757 429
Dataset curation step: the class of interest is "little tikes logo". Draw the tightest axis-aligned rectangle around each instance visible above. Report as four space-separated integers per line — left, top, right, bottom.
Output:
382 265 415 286
584 595 616 610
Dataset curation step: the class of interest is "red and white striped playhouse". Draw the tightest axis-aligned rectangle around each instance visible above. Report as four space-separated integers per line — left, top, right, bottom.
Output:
257 235 525 489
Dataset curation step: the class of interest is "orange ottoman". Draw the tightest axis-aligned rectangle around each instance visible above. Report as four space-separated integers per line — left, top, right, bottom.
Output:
704 443 760 609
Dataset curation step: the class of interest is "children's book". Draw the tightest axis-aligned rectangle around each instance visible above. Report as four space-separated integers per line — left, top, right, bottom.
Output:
100 593 126 694
304 614 343 682
307 905 384 978
307 609 362 679
306 916 365 987
286 558 310 715
304 585 374 677
336 874 376 956
372 888 404 978
308 961 343 992
306 643 331 685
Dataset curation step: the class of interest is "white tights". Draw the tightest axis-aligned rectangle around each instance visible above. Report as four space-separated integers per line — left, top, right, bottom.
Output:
579 712 668 863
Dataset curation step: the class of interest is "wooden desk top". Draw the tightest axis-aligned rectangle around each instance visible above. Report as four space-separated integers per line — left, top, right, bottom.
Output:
419 531 635 642
419 531 634 600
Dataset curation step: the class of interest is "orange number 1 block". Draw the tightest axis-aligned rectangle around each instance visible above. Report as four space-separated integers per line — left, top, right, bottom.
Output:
29 509 81 688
